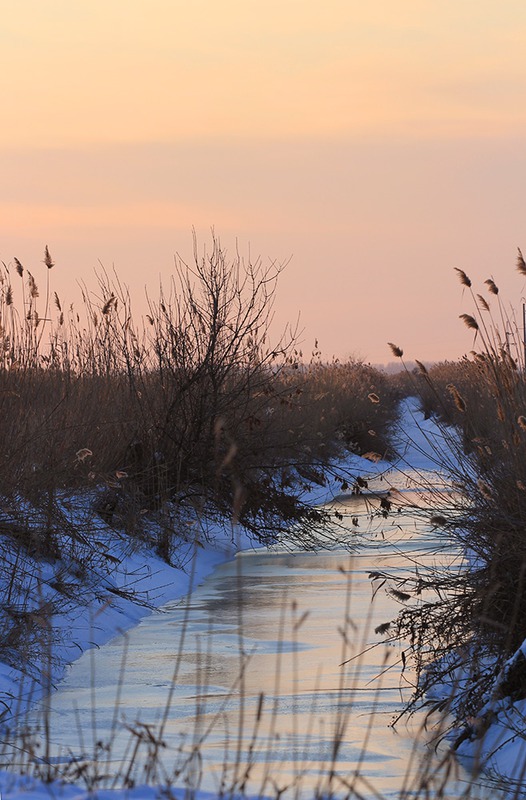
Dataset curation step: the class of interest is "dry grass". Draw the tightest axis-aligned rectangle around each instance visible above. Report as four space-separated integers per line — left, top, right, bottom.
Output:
0 238 401 674
385 254 526 737
0 243 401 546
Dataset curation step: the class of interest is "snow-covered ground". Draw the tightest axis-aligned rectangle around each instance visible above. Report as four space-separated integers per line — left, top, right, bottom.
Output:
0 410 399 798
395 401 526 797
1 398 524 798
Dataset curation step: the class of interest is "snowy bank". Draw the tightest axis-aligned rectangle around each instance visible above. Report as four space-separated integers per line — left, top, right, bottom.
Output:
0 424 394 723
4 397 515 799
394 399 526 797
0 402 407 799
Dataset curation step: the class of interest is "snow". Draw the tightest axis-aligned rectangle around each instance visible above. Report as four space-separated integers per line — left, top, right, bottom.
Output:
0 774 272 800
395 401 526 797
0 509 269 799
1 397 525 798
0 510 261 719
0 411 391 797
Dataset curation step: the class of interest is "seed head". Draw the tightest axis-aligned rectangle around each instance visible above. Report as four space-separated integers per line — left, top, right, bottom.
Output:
102 295 115 315
447 383 466 412
390 589 411 602
485 278 499 295
44 246 54 269
454 267 472 288
387 342 403 358
477 294 490 312
27 272 39 299
375 622 391 636
459 314 479 331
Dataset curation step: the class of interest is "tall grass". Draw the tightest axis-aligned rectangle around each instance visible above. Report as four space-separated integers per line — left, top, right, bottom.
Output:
0 240 399 541
384 254 526 747
0 239 518 798
0 237 400 693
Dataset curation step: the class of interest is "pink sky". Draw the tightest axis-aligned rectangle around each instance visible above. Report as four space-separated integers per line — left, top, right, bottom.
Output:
2 1 526 363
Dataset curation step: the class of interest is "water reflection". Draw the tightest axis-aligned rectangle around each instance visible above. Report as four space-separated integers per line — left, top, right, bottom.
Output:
12 480 509 798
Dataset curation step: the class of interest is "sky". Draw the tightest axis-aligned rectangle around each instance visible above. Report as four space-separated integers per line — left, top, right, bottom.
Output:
2 0 526 363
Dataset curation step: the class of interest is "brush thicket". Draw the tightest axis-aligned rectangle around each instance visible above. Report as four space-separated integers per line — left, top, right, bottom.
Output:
386 254 526 732
0 238 401 673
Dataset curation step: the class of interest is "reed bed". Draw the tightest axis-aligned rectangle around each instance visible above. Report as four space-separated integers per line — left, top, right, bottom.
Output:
0 238 400 695
1 238 521 798
381 254 526 777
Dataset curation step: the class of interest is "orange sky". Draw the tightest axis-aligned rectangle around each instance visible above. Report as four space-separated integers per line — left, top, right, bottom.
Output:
2 1 526 362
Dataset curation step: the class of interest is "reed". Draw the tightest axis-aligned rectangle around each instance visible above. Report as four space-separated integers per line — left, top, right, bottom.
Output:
382 253 526 786
0 238 515 798
0 237 401 703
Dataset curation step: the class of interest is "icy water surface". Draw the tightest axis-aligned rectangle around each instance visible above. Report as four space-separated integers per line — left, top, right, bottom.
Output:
17 476 510 798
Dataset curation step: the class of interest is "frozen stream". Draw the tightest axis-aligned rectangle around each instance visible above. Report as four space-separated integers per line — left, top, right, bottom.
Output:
18 479 509 798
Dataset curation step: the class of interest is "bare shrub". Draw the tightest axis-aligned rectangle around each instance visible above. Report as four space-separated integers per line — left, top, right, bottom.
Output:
0 238 401 613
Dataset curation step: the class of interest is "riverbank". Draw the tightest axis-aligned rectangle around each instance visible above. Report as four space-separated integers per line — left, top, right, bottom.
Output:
0 400 431 799
393 402 526 797
2 398 523 799
0 431 393 722
0 413 406 799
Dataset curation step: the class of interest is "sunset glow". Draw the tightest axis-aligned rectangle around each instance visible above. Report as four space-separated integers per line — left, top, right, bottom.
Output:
3 0 526 362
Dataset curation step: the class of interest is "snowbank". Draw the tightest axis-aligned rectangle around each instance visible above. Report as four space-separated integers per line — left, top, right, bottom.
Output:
3 397 518 799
